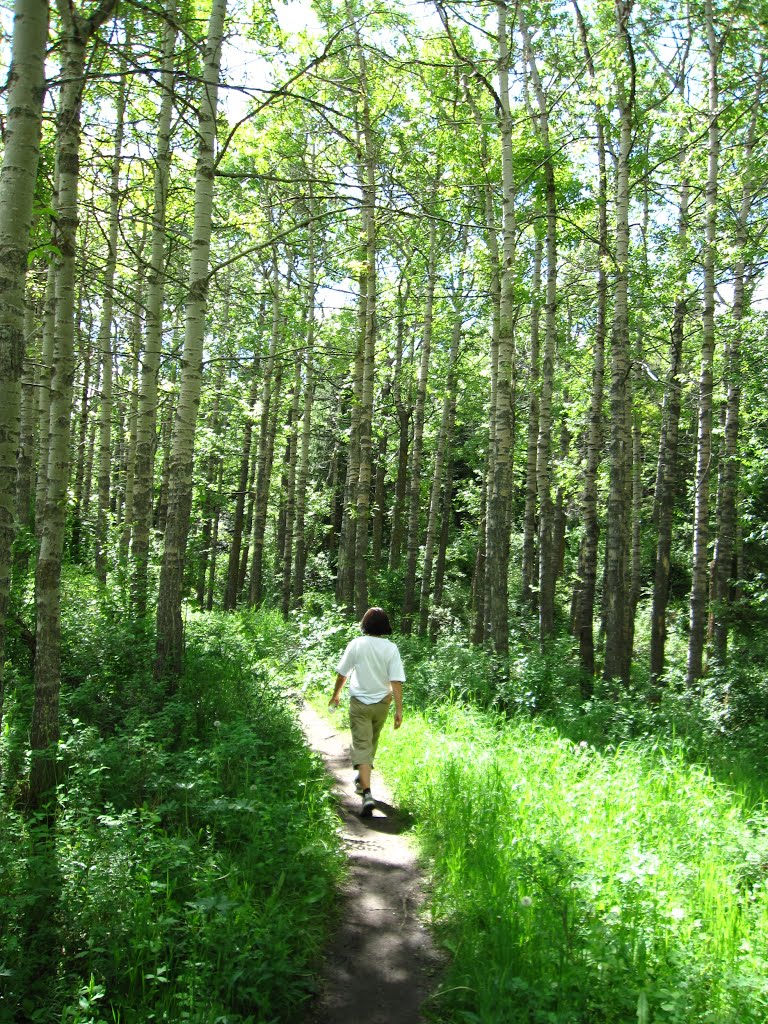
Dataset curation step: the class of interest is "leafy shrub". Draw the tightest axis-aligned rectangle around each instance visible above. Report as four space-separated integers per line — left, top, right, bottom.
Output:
0 591 344 1024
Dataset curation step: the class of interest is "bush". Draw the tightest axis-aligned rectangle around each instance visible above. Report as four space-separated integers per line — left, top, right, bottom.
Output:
0 592 344 1024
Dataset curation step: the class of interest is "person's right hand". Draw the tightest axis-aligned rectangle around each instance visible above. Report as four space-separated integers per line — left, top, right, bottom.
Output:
394 710 403 729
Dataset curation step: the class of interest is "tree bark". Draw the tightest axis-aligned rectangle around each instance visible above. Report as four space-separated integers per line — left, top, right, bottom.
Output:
224 361 258 610
293 202 317 607
155 0 228 679
485 1 516 656
31 0 117 806
387 280 410 572
519 8 558 640
94 69 127 584
249 255 282 607
602 0 635 685
0 0 49 731
132 7 176 616
571 1 607 681
521 229 541 610
402 211 438 633
687 0 719 686
419 232 465 635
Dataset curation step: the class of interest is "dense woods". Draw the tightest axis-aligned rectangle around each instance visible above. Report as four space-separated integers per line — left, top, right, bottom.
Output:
2 0 768 1020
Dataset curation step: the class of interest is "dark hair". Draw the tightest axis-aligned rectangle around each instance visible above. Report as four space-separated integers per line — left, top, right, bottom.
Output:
360 607 392 636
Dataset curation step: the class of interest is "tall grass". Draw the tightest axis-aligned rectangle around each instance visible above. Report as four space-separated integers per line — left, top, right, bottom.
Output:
0 583 344 1024
374 703 768 1024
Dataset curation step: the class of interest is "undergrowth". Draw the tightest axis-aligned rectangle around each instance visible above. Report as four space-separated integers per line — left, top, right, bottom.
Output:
296 600 768 1024
0 573 344 1024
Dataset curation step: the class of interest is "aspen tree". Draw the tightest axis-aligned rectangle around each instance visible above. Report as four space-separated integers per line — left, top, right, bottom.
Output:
485 0 516 656
224 361 258 610
419 232 465 636
709 60 762 663
687 0 719 685
249 253 283 607
155 0 228 678
387 278 410 572
132 8 176 616
402 210 438 633
571 0 607 679
602 0 635 685
519 5 558 640
0 0 49 729
521 229 541 610
31 0 118 804
94 69 127 584
649 189 687 688
292 200 317 606
280 350 302 615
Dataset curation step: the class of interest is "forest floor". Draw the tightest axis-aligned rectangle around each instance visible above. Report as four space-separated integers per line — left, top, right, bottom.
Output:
298 700 443 1024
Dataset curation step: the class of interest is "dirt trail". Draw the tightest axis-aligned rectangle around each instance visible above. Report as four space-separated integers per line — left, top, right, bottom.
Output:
298 700 443 1024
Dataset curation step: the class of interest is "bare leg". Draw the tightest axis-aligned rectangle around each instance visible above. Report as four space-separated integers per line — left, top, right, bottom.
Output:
357 764 372 790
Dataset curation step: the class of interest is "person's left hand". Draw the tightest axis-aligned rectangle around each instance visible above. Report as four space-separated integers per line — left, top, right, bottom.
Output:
329 694 341 709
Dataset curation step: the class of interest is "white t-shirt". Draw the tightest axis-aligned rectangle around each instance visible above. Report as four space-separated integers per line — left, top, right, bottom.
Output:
335 635 406 705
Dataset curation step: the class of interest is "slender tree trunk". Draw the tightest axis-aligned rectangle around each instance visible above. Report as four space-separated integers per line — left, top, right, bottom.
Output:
31 0 117 806
224 364 258 610
281 353 302 615
602 0 635 685
402 212 438 633
121 259 145 559
0 0 49 730
387 280 410 572
419 236 465 635
249 256 282 607
16 309 38 536
709 62 760 663
155 0 228 679
336 279 363 608
34 265 56 542
650 285 686 689
206 459 223 611
687 0 719 686
486 1 516 656
432 454 454 639
132 8 176 616
522 229 541 609
197 379 222 608
571 1 607 681
351 17 377 619
462 73 501 646
70 277 93 562
94 70 126 584
519 8 558 641
237 435 258 598
293 202 316 606
371 433 387 570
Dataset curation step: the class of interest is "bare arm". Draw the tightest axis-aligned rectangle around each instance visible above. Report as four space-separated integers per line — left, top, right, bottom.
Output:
391 681 403 729
329 672 346 707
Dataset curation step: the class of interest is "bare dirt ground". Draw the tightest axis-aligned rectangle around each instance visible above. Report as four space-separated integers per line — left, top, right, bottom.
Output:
298 700 444 1024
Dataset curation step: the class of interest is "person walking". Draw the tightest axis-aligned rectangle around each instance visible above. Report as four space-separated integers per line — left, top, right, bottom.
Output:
329 607 405 817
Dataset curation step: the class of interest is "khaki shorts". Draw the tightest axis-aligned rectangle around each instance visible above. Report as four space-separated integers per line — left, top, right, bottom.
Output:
349 695 391 767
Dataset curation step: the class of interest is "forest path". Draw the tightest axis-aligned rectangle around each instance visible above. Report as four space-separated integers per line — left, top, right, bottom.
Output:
298 700 443 1024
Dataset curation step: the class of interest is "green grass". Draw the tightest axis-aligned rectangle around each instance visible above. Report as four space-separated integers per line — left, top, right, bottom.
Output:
373 703 768 1024
0 587 344 1024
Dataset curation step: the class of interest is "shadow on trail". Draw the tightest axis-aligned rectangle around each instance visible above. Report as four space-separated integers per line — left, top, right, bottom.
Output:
361 799 414 836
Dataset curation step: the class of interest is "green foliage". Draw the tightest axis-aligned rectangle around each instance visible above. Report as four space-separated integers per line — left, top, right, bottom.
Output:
296 605 768 1024
376 703 768 1024
0 586 344 1024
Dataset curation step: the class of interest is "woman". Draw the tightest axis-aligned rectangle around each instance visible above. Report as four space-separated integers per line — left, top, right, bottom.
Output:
329 607 405 817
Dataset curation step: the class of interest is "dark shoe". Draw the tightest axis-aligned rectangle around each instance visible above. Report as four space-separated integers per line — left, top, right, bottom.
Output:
361 791 375 817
